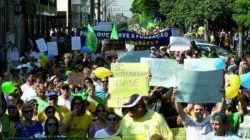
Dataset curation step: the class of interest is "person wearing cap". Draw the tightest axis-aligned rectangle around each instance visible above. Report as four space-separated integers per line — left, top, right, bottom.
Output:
38 91 71 134
118 94 173 140
15 103 43 138
58 84 72 110
203 112 240 139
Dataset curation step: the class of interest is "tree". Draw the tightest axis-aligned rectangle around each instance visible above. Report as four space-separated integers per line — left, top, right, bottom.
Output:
232 0 250 57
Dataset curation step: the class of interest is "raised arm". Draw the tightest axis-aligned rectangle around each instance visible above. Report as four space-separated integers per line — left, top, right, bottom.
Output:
173 87 186 122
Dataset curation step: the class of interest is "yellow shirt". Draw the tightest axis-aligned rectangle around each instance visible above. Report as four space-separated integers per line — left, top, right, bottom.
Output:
118 109 173 140
38 105 71 123
66 111 92 137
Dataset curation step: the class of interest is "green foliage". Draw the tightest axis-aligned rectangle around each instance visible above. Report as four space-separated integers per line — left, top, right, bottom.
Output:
232 0 250 27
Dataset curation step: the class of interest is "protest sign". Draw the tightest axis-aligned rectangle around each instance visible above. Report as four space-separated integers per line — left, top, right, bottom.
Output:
71 36 81 50
171 128 186 140
140 58 183 87
175 70 223 103
107 77 149 107
126 44 135 52
10 48 19 61
111 63 149 77
184 58 222 71
47 41 58 56
101 39 125 51
169 36 190 51
118 51 150 62
68 72 85 86
35 38 47 52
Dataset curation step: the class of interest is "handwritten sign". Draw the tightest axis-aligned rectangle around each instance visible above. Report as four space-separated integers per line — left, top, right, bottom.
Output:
169 36 191 51
125 44 135 52
107 77 149 107
118 51 150 62
184 58 221 71
171 128 186 140
140 58 183 87
111 63 149 77
47 41 58 56
35 38 47 52
175 70 223 103
68 72 85 86
71 36 81 50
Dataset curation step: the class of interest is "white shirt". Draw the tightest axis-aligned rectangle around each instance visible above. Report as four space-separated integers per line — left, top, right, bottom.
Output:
184 115 212 140
21 83 32 93
57 95 72 110
21 87 37 103
94 128 117 138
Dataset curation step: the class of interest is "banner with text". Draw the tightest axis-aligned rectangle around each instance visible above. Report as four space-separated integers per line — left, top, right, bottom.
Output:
111 63 149 77
175 70 223 103
108 77 149 107
140 58 183 87
76 28 172 46
118 51 150 62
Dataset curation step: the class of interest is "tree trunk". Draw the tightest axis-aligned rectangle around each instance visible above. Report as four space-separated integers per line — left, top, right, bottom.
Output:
204 19 209 42
238 24 243 57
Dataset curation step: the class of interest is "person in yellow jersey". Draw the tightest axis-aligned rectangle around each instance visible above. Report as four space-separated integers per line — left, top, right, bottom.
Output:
63 96 92 137
38 91 70 134
118 94 173 140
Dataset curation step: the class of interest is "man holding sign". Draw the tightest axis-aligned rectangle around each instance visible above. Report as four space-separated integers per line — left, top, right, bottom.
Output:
173 88 226 140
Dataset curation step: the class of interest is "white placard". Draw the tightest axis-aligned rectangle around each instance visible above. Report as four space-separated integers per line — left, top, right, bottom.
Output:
31 51 44 59
169 36 191 51
57 0 68 11
35 38 47 52
71 36 81 50
47 42 58 56
10 48 19 61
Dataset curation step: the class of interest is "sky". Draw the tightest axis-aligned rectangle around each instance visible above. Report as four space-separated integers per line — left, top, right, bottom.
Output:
111 0 133 18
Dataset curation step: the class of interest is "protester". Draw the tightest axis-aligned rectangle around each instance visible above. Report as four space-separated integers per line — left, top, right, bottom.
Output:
94 112 119 138
15 103 43 138
7 104 20 137
174 87 226 140
118 94 173 140
203 112 240 139
58 83 72 110
63 96 92 137
35 83 48 113
89 104 107 137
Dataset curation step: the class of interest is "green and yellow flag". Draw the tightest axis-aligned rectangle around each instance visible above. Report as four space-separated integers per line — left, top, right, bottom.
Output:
85 24 98 52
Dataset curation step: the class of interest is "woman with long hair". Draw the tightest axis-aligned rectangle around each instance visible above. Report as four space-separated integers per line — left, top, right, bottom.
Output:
63 96 92 137
89 104 107 137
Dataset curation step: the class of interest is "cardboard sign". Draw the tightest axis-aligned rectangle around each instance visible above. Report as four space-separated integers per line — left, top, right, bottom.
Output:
71 36 81 50
141 58 183 87
107 77 149 107
111 63 149 77
47 41 58 56
184 58 223 71
175 70 223 103
35 38 47 52
68 72 85 86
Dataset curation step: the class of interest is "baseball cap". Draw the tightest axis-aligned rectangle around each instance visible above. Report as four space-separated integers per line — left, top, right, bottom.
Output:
123 94 144 108
46 91 58 97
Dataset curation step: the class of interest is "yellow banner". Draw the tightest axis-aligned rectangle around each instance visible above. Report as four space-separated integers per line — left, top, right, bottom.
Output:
111 63 149 77
107 77 149 107
171 128 186 140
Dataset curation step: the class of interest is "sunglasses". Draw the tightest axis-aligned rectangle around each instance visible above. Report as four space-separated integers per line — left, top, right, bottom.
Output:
23 110 33 114
101 81 108 83
96 109 106 113
48 123 57 127
33 104 39 106
107 117 117 122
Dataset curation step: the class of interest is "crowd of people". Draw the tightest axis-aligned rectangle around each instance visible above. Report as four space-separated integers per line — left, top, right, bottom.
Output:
0 30 250 140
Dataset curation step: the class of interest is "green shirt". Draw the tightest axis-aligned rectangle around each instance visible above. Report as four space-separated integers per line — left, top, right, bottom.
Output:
36 97 48 113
